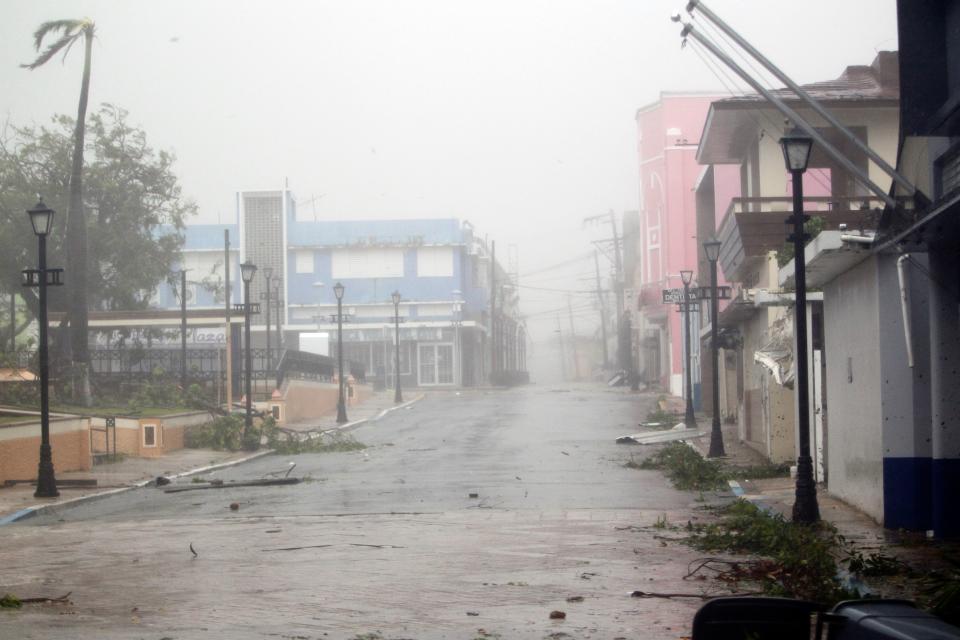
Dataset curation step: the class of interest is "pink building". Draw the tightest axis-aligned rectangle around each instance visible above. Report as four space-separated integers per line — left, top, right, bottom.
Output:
633 93 738 400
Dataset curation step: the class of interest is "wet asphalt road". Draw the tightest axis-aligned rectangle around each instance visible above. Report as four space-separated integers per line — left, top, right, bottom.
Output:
1 385 713 639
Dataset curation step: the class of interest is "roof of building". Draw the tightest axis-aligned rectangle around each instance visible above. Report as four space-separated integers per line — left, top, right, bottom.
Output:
698 52 900 164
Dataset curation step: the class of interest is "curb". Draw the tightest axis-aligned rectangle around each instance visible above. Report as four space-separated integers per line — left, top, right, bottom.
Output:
0 449 275 526
304 393 426 437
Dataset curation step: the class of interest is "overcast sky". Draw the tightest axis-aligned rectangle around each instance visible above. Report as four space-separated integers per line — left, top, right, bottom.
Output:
1 0 898 347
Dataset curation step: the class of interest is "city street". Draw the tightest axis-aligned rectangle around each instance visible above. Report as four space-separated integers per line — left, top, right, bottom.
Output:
0 386 718 639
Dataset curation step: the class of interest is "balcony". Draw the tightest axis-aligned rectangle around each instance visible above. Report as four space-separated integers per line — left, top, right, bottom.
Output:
716 196 885 282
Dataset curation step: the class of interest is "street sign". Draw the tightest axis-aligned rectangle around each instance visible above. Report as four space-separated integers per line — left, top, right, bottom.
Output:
21 268 64 287
675 302 701 312
661 288 699 304
233 302 261 314
695 286 733 300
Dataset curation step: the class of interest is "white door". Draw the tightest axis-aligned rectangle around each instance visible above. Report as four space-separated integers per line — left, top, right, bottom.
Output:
418 343 455 386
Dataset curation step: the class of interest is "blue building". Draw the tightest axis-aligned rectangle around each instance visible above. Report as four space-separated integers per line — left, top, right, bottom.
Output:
156 188 526 389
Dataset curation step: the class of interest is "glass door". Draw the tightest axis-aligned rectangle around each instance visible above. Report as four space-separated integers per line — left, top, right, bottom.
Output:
418 344 436 385
437 344 454 384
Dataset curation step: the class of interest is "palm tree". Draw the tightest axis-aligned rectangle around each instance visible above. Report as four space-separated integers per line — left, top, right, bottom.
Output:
23 18 95 404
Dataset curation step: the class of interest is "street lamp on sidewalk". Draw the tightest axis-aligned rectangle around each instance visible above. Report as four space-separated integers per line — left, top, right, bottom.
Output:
24 200 63 498
781 127 821 525
392 290 403 404
703 238 725 458
680 270 697 429
334 281 348 424
240 261 257 446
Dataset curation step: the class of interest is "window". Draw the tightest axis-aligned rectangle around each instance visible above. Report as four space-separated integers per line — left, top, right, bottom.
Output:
417 246 454 277
331 248 404 278
143 424 158 447
295 250 314 274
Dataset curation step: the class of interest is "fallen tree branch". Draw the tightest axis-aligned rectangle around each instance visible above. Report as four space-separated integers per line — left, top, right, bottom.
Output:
20 592 72 604
164 478 300 493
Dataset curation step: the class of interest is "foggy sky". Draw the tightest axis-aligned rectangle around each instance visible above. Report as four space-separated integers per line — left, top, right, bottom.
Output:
0 0 898 349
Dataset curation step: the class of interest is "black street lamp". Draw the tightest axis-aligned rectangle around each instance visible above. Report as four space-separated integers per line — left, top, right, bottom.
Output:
24 200 63 498
179 268 189 393
680 270 697 429
392 290 403 404
262 266 273 371
781 127 820 525
240 260 257 446
703 238 725 458
334 281 348 424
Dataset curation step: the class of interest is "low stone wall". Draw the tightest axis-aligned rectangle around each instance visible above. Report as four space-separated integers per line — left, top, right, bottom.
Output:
0 416 91 483
90 411 210 458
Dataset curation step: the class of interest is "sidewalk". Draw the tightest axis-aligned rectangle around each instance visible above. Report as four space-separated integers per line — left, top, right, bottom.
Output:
0 447 270 524
280 389 424 435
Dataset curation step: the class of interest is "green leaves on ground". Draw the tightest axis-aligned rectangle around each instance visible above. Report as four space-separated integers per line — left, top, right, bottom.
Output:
686 499 860 604
627 443 790 490
635 442 727 491
0 594 22 609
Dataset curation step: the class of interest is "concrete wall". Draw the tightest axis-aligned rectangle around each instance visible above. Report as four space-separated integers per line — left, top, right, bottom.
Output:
0 417 91 483
823 256 884 521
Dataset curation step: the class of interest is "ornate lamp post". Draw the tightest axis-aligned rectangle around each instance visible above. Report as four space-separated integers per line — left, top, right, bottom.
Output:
703 238 725 458
391 290 403 403
262 266 273 371
240 261 257 446
334 281 348 424
781 127 820 524
24 200 62 498
680 269 697 429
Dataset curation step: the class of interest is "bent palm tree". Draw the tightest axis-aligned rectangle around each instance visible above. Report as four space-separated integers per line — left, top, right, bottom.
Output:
23 18 95 404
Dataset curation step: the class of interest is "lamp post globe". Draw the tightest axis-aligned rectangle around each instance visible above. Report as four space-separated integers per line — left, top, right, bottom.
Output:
780 128 820 524
334 282 348 423
392 291 403 404
28 200 59 498
679 269 697 429
703 239 724 458
240 261 257 447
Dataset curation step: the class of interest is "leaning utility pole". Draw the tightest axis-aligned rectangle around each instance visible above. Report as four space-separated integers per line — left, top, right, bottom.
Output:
609 214 627 372
567 294 581 381
594 250 609 369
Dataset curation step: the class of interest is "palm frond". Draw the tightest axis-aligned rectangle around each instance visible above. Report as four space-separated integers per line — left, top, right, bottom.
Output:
21 18 94 69
30 19 84 50
21 31 77 70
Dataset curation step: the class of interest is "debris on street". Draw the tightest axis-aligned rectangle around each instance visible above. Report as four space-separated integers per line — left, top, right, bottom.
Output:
163 477 301 493
549 610 566 619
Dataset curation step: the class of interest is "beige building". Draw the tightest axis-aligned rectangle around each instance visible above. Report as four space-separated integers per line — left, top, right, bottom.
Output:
695 52 900 465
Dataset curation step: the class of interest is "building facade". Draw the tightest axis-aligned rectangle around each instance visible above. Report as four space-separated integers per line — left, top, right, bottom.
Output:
154 189 525 390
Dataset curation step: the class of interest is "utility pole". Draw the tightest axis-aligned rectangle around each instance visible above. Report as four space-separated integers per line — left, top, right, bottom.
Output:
609 211 627 373
556 315 568 382
490 240 497 380
224 230 233 410
567 295 581 381
594 250 610 369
